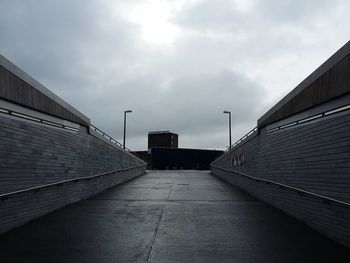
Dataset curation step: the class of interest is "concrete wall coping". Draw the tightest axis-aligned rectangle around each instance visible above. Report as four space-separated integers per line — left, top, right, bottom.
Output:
0 54 90 124
258 40 350 127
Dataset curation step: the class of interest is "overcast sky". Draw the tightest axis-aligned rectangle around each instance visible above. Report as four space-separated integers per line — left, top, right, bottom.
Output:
1 0 349 150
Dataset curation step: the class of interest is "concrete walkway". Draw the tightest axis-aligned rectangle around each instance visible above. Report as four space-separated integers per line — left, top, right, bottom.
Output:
0 171 349 262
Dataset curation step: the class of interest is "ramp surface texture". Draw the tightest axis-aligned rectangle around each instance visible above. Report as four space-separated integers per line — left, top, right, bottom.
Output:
0 171 349 262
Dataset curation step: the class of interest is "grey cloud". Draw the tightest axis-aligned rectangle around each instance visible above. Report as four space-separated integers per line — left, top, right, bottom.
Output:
169 0 302 71
0 0 140 93
174 0 336 33
171 0 343 64
88 69 264 150
174 0 242 32
1 0 348 151
255 0 336 23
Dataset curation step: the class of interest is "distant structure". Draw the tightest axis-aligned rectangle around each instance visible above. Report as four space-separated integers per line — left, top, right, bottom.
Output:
150 147 223 170
133 131 223 170
148 131 178 149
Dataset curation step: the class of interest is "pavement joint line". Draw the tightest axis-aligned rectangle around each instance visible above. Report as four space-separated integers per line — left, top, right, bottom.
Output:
117 187 172 189
89 199 259 203
146 177 175 263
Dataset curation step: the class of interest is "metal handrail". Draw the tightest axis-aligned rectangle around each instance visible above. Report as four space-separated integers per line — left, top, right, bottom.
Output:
0 106 79 132
0 104 132 152
226 127 258 152
225 103 350 151
90 124 132 152
211 165 350 207
267 103 350 133
0 165 146 200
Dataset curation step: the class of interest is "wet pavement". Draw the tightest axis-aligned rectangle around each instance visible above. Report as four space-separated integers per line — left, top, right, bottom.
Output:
0 170 349 262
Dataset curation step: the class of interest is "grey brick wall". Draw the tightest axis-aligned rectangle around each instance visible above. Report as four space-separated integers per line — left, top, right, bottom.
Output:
0 115 145 194
211 108 350 248
213 112 350 203
211 167 350 249
0 166 145 234
0 114 146 233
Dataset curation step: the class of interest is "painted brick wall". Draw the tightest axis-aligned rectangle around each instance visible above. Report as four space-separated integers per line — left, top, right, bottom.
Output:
0 54 146 234
0 166 145 234
213 112 350 203
0 114 144 194
211 104 350 248
211 167 350 249
0 113 146 233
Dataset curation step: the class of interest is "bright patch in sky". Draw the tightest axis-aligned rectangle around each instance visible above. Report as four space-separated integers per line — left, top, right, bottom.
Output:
129 1 181 45
233 0 255 13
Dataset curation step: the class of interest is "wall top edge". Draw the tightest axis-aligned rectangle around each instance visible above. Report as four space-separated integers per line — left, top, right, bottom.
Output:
258 40 350 127
0 54 90 124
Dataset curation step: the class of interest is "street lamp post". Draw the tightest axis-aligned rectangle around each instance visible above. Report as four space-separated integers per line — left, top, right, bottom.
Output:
123 110 132 149
223 111 232 149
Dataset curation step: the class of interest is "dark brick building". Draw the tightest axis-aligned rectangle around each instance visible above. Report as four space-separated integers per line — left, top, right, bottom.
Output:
148 131 178 149
133 130 223 170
